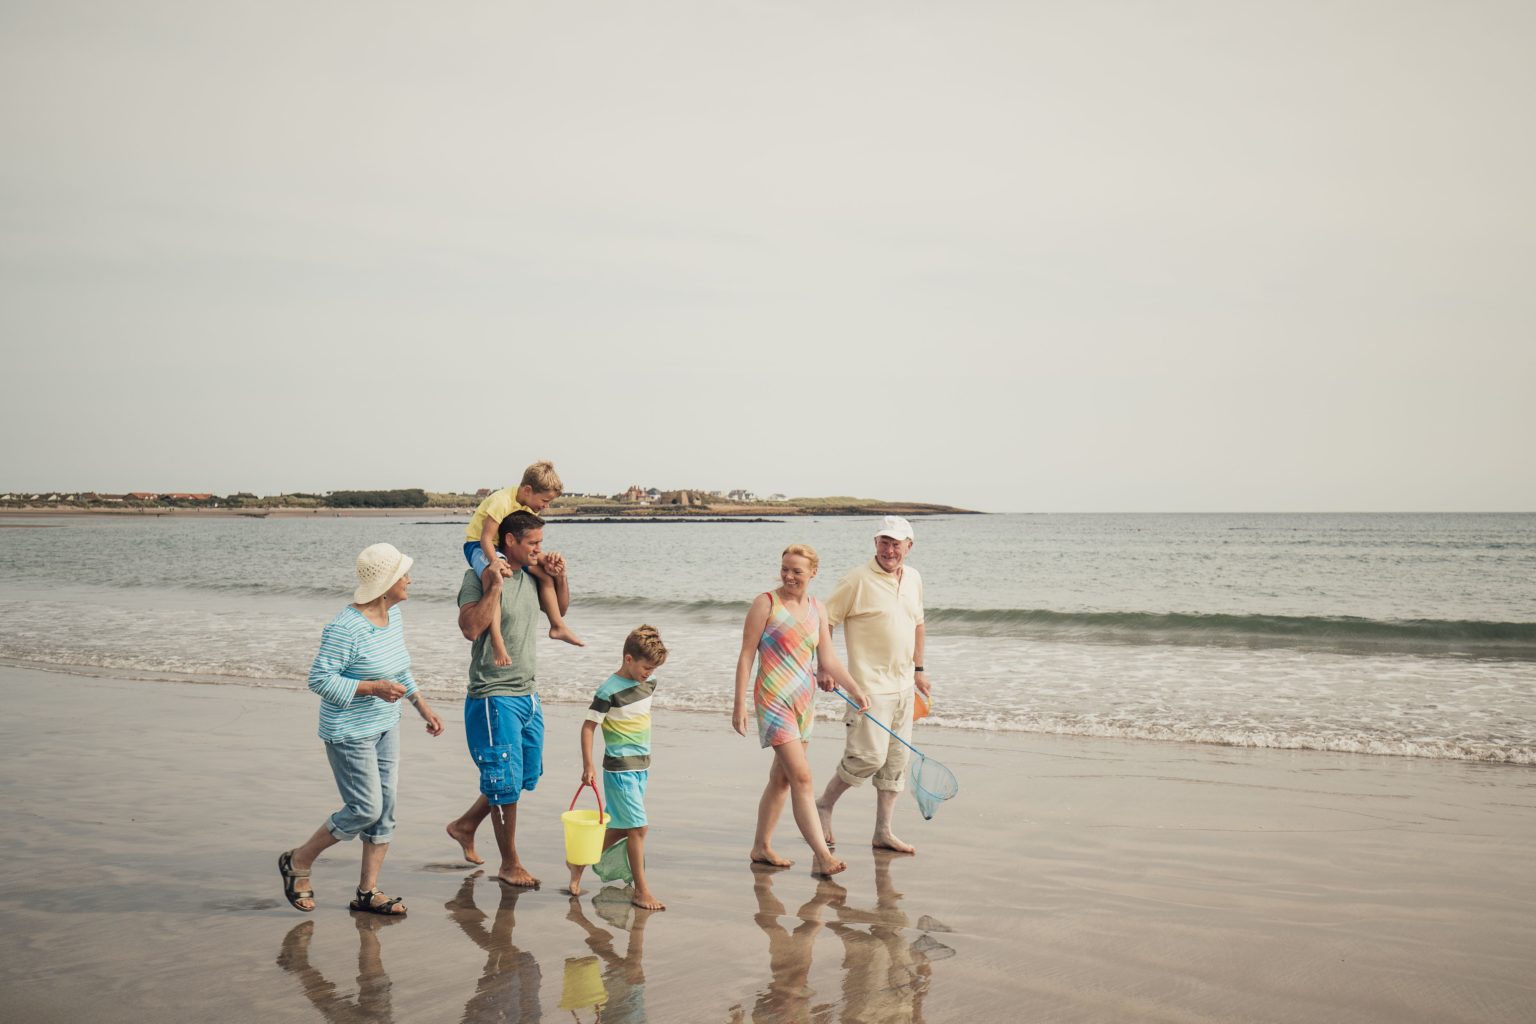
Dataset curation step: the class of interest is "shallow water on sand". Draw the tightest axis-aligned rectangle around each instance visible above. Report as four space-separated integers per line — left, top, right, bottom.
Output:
1 512 1533 761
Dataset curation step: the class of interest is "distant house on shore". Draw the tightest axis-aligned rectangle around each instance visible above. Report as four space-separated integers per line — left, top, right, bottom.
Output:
727 489 757 502
128 492 159 501
475 488 492 498
768 493 787 502
659 490 707 507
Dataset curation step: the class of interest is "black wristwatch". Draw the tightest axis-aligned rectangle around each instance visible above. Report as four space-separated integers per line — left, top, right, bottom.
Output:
914 666 925 673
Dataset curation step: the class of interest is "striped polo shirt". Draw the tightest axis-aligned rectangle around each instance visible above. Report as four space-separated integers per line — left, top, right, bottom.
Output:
585 672 656 772
307 605 419 742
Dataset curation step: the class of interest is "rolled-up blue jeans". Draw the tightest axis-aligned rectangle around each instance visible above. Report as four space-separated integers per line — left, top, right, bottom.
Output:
323 726 399 844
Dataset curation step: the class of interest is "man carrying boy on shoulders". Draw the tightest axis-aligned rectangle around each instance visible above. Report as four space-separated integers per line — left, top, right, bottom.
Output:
446 510 559 886
816 515 933 855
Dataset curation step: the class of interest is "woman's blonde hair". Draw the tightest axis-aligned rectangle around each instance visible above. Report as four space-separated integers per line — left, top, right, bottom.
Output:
781 543 819 571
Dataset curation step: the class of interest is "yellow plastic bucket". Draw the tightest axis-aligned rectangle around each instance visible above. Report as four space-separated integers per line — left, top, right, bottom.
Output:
559 955 608 1010
562 783 610 865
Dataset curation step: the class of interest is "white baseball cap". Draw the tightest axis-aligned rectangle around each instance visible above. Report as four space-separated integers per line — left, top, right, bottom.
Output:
874 515 914 542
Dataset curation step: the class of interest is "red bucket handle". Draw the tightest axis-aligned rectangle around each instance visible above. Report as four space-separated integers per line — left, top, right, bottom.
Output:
568 781 604 819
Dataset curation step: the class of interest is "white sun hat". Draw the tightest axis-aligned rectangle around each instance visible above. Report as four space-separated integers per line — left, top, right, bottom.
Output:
354 542 414 604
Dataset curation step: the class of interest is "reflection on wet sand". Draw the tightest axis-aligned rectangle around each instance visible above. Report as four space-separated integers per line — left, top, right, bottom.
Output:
827 851 954 1024
563 887 657 1022
732 854 955 1024
277 915 402 1024
445 872 544 1024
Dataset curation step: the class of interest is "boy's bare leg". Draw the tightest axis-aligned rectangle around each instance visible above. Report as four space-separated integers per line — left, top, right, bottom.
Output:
567 860 586 895
751 757 794 867
626 827 664 910
446 795 491 864
488 800 538 888
481 565 512 666
537 575 584 646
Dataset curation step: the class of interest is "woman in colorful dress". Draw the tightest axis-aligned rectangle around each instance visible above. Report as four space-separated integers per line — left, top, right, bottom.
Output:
733 544 867 875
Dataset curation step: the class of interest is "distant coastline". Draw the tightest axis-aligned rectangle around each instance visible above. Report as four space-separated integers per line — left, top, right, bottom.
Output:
0 496 979 520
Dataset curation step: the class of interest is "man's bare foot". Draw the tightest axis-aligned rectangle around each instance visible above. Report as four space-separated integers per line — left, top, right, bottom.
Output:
446 822 485 865
567 861 584 896
815 798 836 849
632 890 666 910
549 624 585 647
873 832 916 855
497 866 540 889
750 846 793 868
810 855 847 878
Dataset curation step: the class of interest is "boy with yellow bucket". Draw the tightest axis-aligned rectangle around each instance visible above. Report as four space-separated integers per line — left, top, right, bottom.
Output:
568 625 668 910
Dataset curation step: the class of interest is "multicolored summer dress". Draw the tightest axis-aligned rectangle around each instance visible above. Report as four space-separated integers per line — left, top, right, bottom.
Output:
753 590 822 748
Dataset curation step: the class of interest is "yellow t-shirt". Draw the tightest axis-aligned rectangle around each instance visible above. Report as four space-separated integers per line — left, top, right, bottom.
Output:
824 559 924 696
464 488 533 543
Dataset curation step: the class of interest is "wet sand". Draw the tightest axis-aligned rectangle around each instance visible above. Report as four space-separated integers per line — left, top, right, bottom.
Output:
1 664 1533 1023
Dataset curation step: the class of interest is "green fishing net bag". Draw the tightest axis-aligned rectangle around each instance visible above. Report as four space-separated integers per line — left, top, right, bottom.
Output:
592 837 636 883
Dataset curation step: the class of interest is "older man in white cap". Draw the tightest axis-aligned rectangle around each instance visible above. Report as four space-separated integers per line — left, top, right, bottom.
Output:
816 515 931 854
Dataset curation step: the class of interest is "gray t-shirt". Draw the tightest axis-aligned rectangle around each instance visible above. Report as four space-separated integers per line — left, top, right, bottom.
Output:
458 567 538 698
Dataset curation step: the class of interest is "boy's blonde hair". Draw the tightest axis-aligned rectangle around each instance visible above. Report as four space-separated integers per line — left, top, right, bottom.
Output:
520 460 563 495
624 624 668 666
782 543 819 571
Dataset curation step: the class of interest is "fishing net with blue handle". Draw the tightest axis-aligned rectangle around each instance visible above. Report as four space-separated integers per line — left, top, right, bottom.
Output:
909 751 959 820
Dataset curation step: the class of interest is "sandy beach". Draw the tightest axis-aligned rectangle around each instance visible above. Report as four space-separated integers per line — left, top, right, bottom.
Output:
1 664 1532 1023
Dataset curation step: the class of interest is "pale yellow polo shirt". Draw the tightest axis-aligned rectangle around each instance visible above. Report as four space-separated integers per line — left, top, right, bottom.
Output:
464 488 534 543
824 559 924 697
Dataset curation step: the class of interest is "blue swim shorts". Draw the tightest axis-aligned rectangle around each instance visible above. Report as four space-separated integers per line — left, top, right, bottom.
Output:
465 694 544 806
602 769 648 830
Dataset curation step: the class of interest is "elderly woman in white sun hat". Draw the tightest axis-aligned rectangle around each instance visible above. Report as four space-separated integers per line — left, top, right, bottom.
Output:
279 542 444 916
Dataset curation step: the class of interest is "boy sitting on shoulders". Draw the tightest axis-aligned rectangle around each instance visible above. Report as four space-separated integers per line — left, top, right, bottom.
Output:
463 459 584 660
570 625 668 910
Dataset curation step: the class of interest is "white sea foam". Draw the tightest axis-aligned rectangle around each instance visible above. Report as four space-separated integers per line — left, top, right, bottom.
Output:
3 513 1533 765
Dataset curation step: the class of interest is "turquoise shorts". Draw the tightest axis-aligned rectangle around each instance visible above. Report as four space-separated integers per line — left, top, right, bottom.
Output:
603 769 648 830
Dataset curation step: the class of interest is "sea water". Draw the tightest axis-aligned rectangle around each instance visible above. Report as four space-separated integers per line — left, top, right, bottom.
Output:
1 512 1533 763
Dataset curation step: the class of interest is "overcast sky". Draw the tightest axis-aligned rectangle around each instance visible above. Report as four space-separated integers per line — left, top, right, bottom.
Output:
2 1 1532 511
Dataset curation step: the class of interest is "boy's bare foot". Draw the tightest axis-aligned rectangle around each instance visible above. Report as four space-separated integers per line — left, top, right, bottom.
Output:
567 861 584 896
810 854 847 878
548 624 586 647
815 798 836 849
873 831 915 855
750 846 793 868
496 866 540 889
632 890 666 911
446 822 485 865
493 646 512 667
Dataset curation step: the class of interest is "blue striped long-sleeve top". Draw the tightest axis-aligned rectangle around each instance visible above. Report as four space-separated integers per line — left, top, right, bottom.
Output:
307 605 419 742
